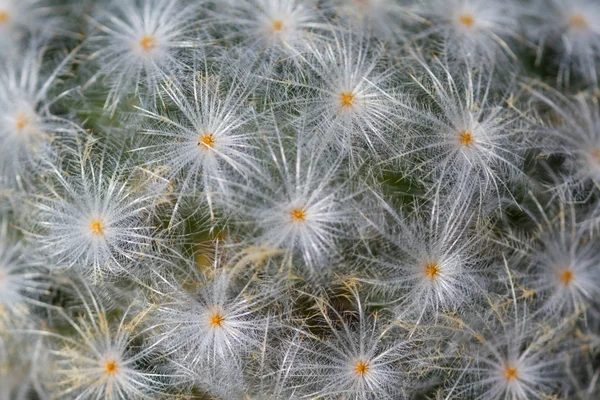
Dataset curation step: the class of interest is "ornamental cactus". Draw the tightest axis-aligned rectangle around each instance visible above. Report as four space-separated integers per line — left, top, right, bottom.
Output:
0 1 598 400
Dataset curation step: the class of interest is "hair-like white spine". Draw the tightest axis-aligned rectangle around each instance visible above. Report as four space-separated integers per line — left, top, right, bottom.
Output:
0 0 68 57
148 265 269 389
529 0 600 86
276 32 401 157
324 0 414 42
445 291 567 400
391 51 527 207
85 0 201 114
282 287 415 399
29 137 159 280
528 86 600 195
523 194 600 316
0 219 48 313
413 0 522 65
0 42 80 189
41 280 168 399
213 0 327 58
363 191 489 323
218 122 358 275
134 56 260 223
0 1 598 398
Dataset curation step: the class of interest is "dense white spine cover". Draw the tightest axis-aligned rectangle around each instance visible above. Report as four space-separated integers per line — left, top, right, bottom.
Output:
0 1 598 399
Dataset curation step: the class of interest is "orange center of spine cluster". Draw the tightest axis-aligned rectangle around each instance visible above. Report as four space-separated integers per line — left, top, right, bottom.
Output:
104 361 118 375
199 133 215 149
90 220 104 235
424 263 440 279
353 360 370 376
559 269 574 285
504 365 518 381
591 149 600 164
458 130 474 146
458 13 475 28
290 208 307 222
15 113 29 131
139 35 156 53
568 14 587 29
340 92 356 108
209 312 225 328
0 10 9 24
272 20 284 31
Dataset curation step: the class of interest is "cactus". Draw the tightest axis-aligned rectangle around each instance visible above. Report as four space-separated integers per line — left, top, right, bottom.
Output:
0 1 598 399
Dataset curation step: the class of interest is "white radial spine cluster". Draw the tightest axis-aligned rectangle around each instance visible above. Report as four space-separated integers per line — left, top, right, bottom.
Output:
0 1 598 399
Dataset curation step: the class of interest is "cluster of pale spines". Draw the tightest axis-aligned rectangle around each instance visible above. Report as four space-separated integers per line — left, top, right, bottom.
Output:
0 0 599 399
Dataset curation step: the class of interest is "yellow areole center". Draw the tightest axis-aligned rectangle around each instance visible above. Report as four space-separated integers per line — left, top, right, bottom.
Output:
139 35 156 53
458 130 474 146
340 92 356 108
458 13 476 28
90 220 104 236
209 312 225 328
353 360 369 376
